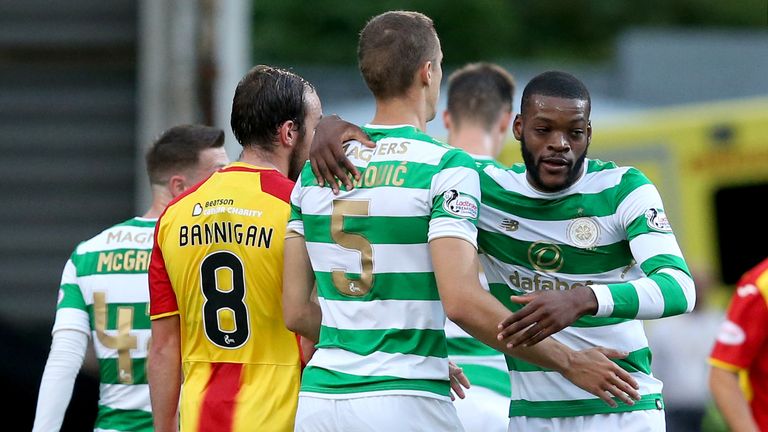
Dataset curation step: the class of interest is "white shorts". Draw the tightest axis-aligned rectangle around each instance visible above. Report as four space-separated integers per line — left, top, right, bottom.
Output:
453 386 508 432
507 409 666 432
295 394 465 432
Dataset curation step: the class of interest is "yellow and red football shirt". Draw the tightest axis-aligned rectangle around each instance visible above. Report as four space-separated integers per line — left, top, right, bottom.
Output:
710 258 768 430
149 162 300 432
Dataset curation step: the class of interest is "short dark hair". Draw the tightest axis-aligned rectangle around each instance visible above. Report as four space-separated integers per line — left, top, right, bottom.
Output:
521 71 591 115
230 65 314 150
358 11 440 99
145 125 225 185
447 63 515 131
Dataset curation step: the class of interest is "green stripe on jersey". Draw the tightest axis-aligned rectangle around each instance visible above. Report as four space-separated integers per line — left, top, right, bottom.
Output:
95 405 153 432
655 271 689 317
72 248 152 276
302 214 429 244
640 254 690 277
301 366 450 397
456 363 511 397
509 393 664 418
479 231 632 275
58 283 86 311
99 357 148 385
316 271 439 301
317 326 447 358
88 302 150 330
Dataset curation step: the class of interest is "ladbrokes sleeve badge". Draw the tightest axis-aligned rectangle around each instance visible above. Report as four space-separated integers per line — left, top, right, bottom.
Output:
442 189 478 219
645 208 672 232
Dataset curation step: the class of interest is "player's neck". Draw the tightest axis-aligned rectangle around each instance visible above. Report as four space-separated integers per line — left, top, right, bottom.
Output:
448 126 496 158
372 95 430 132
238 147 286 175
143 186 173 219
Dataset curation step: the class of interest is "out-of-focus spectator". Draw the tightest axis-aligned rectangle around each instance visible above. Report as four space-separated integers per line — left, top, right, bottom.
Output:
646 267 724 432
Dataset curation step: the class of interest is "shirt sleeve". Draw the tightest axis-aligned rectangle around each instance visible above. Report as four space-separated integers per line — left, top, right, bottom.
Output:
710 281 768 370
428 149 481 247
149 217 179 319
286 170 305 238
32 329 89 432
52 255 91 336
589 169 695 319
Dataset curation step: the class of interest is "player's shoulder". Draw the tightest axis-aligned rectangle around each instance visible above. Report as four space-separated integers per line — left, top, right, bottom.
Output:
740 258 768 293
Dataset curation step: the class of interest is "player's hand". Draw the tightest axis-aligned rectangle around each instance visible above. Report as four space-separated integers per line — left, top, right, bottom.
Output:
309 115 375 194
559 347 641 408
497 286 598 347
448 361 470 401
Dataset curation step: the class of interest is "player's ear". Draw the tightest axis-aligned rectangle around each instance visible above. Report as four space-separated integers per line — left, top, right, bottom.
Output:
168 174 187 198
499 110 513 136
586 120 592 145
419 61 432 87
278 120 297 149
443 110 452 130
512 114 523 141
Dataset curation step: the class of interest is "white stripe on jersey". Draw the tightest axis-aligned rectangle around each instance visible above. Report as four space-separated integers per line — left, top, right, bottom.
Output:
97 383 152 411
632 277 666 319
75 226 153 254
92 329 151 359
616 183 663 228
430 166 481 199
318 298 445 331
631 232 684 265
550 319 649 353
345 137 451 166
478 203 626 246
77 274 150 303
428 218 478 247
308 347 448 380
305 242 432 274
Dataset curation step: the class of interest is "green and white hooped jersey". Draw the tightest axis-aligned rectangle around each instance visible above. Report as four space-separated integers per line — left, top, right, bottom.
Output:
288 124 480 401
478 159 695 418
55 217 155 432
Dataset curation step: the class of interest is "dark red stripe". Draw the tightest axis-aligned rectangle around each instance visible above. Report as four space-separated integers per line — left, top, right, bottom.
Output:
259 171 295 204
219 165 274 174
198 363 243 432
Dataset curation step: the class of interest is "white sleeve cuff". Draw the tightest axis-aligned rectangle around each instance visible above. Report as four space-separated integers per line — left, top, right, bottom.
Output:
589 284 615 317
427 218 478 249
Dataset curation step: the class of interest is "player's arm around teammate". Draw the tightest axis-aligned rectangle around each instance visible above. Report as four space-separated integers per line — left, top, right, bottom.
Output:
306 115 641 408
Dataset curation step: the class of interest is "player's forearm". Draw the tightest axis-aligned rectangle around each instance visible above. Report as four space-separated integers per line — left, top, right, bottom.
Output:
283 237 321 341
148 318 181 432
284 301 322 342
148 349 181 432
709 366 759 432
589 268 695 319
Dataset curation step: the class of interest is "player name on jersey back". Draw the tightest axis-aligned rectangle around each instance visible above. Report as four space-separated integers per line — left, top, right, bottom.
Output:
178 221 274 248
